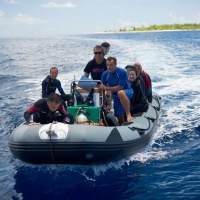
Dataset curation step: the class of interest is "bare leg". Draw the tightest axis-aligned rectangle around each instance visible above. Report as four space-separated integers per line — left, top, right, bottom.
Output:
117 90 133 122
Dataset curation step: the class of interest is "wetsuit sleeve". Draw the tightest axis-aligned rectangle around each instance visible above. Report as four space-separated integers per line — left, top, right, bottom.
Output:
42 78 49 98
57 80 65 95
58 104 67 122
24 112 31 123
23 104 41 123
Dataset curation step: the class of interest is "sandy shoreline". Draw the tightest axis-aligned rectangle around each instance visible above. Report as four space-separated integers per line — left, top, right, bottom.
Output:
92 29 200 34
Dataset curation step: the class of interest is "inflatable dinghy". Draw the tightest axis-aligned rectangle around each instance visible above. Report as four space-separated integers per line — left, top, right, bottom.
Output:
9 89 161 164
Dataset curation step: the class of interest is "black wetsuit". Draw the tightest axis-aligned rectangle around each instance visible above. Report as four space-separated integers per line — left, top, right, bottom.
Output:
42 75 71 102
84 58 107 80
130 75 148 115
24 98 74 124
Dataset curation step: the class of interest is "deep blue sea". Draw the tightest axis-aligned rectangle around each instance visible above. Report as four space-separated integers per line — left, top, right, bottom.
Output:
0 31 200 200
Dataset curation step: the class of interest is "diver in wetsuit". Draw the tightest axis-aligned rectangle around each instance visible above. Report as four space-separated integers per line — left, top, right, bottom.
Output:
127 68 148 115
24 93 74 125
133 62 152 103
42 67 71 106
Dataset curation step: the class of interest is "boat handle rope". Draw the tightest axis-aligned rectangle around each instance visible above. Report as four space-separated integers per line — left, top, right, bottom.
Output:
149 94 161 120
152 95 161 111
144 116 156 122
128 118 151 136
46 122 58 167
136 95 161 135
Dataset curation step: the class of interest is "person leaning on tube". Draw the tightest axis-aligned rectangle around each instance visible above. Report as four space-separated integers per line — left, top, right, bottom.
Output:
24 93 74 125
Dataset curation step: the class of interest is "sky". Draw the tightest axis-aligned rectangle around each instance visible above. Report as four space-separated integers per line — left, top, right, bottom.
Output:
0 0 200 37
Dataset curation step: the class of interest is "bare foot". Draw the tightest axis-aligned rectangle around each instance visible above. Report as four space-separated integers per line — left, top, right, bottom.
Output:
127 116 133 122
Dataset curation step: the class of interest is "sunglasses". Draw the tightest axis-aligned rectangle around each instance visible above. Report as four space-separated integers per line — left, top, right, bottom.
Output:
94 52 102 54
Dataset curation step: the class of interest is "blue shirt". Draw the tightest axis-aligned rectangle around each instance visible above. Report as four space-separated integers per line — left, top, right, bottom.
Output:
101 67 132 95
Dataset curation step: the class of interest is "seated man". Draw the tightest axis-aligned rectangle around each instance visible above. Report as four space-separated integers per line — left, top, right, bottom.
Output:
99 56 133 125
42 67 71 107
24 93 74 125
133 62 152 103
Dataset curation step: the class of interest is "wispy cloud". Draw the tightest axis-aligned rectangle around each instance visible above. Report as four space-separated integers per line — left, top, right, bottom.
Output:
41 1 76 8
0 10 5 18
4 0 19 4
169 13 188 24
118 19 133 28
117 19 147 29
14 13 50 24
0 12 50 25
194 13 200 23
169 12 200 24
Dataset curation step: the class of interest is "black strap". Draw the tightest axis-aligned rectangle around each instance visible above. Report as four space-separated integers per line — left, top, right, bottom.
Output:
85 88 94 106
74 89 85 104
138 79 148 104
49 132 58 167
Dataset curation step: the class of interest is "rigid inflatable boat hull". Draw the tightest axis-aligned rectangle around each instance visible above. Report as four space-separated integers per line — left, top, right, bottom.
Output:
9 93 161 164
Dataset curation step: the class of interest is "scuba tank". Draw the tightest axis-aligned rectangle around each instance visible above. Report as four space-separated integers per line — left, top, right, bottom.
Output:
76 108 92 124
76 113 88 123
101 107 119 126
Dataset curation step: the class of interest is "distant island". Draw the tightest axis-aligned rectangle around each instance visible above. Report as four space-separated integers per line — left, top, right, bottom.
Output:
104 23 200 32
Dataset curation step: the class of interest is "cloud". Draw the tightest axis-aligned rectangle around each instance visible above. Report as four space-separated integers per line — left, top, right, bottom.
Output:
0 11 50 25
4 0 19 4
41 1 76 8
118 19 133 28
0 10 6 24
14 13 49 24
169 12 200 24
193 13 200 23
169 13 188 24
0 10 5 18
117 19 148 29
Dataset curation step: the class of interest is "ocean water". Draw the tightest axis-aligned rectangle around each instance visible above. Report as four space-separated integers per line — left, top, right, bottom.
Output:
0 31 200 200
